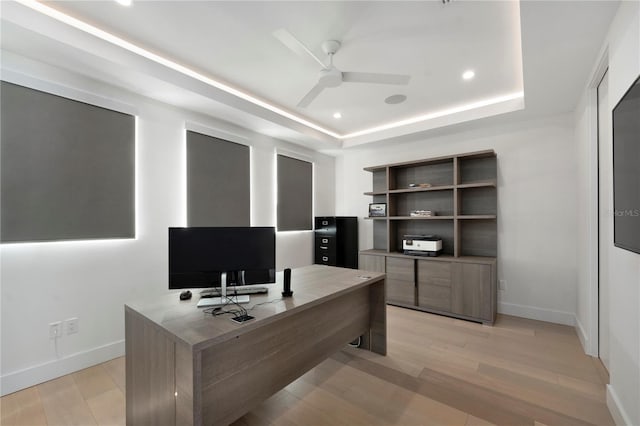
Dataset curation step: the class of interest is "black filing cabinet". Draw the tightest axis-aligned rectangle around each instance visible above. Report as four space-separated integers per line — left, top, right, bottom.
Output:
314 216 358 269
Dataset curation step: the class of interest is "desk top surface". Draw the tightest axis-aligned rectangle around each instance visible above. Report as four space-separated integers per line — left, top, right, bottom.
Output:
125 265 385 350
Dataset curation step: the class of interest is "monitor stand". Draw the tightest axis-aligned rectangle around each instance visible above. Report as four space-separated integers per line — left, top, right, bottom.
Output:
197 295 250 308
196 271 250 308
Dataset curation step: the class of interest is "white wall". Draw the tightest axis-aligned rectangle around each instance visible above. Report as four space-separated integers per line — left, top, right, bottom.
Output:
0 53 335 395
575 2 640 425
336 113 579 325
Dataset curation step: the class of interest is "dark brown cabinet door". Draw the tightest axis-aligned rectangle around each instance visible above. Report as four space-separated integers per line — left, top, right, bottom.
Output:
359 254 385 273
386 257 415 306
451 263 492 320
417 260 452 311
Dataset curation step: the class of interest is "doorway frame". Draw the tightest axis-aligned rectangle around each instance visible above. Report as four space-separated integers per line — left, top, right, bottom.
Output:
583 49 609 357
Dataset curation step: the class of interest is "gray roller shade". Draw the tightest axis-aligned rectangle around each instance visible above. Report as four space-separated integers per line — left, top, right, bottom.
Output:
187 131 250 226
1 81 135 243
277 154 312 231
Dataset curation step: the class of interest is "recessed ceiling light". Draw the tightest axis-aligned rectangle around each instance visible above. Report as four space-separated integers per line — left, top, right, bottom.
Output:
114 0 132 6
333 112 342 119
385 94 407 105
462 70 475 80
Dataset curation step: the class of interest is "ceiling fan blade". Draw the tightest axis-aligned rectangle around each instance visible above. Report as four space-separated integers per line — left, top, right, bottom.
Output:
273 28 326 69
343 72 411 85
297 83 325 108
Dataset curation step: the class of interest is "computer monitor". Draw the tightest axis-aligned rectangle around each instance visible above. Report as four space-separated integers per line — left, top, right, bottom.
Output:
168 227 276 291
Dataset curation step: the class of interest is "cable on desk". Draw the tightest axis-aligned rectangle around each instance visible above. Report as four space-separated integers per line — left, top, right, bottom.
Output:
246 297 283 311
201 286 249 319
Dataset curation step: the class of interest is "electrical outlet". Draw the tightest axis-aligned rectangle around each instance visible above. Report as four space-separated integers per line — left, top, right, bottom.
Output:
65 318 79 335
49 321 62 339
499 279 507 291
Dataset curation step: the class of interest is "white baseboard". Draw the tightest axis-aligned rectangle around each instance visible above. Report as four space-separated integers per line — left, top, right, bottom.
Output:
574 315 595 356
607 384 634 426
1 340 125 397
498 302 575 326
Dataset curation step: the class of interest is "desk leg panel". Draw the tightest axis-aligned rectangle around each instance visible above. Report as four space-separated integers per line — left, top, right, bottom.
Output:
369 279 387 355
125 308 176 426
200 287 371 425
175 342 196 426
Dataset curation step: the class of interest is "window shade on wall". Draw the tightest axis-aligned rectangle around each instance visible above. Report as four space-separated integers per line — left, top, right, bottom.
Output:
0 81 135 243
277 154 312 231
187 131 250 226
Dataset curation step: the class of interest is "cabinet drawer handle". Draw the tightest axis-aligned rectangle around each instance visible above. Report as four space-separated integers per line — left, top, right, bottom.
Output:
322 238 328 243
320 246 328 250
322 220 328 226
322 256 328 261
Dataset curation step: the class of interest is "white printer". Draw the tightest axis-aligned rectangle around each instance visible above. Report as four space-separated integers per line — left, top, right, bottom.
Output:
402 235 442 256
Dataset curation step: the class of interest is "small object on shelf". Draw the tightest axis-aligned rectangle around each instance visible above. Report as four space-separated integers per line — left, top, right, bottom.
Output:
368 203 387 217
410 210 435 217
402 235 443 257
409 183 432 188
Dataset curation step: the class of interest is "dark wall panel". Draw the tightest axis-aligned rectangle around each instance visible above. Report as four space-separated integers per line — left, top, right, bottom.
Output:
1 81 135 243
277 154 312 231
187 131 250 227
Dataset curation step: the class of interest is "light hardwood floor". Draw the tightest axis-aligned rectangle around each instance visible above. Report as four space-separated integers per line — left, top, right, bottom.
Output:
1 306 613 426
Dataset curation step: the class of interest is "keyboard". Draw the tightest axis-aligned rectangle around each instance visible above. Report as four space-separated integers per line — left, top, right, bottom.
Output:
200 286 268 297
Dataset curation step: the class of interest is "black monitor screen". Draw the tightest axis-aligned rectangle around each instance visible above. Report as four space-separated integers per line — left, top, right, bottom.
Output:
612 74 640 254
169 227 276 289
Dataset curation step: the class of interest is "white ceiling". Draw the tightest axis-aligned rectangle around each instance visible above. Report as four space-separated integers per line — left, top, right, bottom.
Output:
0 1 619 152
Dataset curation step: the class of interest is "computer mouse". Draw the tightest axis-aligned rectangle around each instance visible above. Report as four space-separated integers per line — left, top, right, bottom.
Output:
179 290 192 300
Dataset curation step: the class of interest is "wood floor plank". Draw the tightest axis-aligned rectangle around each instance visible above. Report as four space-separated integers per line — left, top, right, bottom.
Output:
557 373 606 401
101 357 126 394
463 338 603 384
73 365 118 401
476 363 613 425
37 376 97 426
332 350 531 425
428 341 562 386
465 414 497 426
0 387 47 426
85 388 125 426
417 365 596 426
232 390 298 426
287 374 387 426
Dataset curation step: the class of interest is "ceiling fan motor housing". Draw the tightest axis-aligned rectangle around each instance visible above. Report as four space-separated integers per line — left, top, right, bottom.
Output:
318 67 343 87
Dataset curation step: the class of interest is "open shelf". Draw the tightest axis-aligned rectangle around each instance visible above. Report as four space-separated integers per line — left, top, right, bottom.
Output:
388 184 455 194
389 216 455 220
456 180 496 189
361 149 497 260
457 215 497 220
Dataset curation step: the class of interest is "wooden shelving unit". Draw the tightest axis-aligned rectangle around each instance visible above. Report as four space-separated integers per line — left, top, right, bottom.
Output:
359 149 498 324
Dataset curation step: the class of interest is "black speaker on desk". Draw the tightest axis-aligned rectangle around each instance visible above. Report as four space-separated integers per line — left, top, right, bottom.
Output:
314 216 358 269
282 268 293 297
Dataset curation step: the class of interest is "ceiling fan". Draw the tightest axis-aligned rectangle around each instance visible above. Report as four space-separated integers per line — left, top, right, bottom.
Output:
273 29 411 108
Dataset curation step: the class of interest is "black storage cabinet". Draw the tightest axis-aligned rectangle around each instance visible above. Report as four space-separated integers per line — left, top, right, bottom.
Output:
314 216 358 269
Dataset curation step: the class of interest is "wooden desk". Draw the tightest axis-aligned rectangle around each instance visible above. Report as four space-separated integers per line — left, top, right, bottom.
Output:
125 265 386 425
